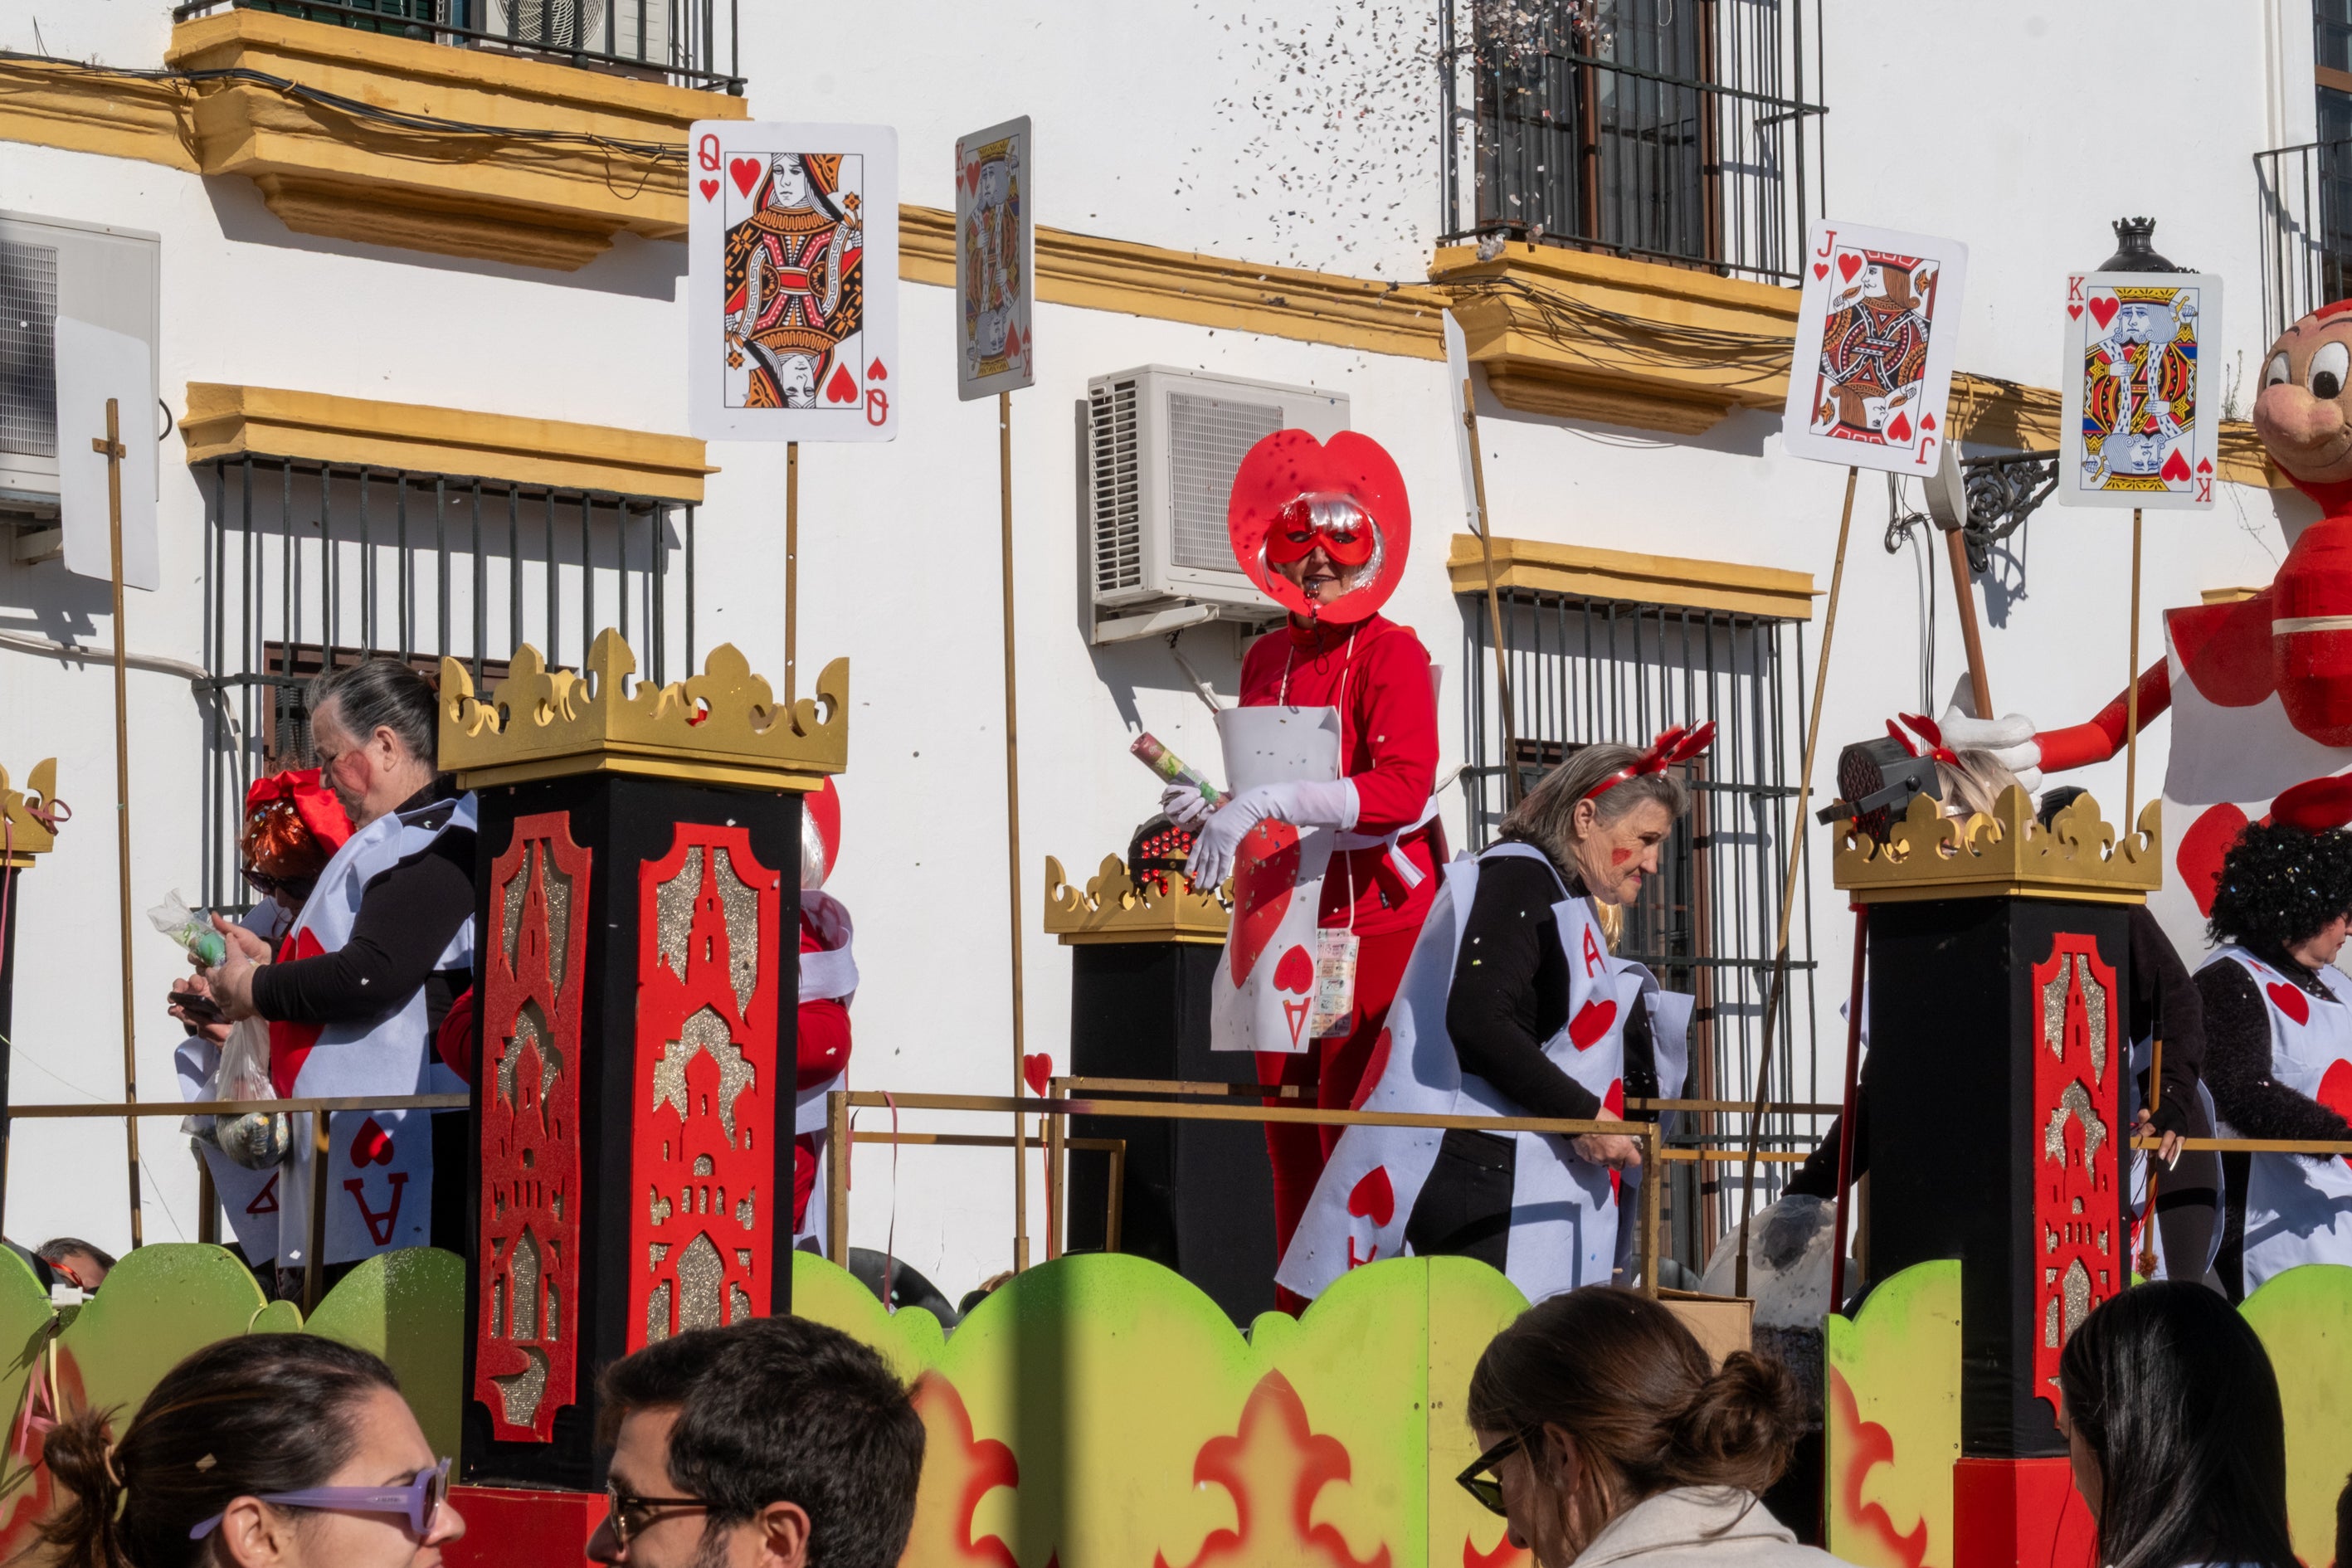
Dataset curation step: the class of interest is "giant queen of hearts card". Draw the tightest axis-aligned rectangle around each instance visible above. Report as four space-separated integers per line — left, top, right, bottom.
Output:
1780 219 1970 475
689 122 899 442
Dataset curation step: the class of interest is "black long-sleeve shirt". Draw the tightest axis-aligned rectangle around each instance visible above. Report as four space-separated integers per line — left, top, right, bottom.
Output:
1444 845 1656 1124
2197 946 2352 1148
251 785 475 1030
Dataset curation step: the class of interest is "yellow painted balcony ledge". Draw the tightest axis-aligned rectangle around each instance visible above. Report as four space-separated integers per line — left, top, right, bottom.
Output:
182 383 715 503
1446 533 1817 622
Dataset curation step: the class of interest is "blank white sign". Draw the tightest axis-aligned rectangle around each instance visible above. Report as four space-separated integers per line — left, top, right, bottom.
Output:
55 315 158 592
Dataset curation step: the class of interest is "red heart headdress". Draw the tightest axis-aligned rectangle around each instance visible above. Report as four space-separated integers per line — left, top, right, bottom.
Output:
1890 713 1959 766
1227 430 1411 624
1582 723 1717 802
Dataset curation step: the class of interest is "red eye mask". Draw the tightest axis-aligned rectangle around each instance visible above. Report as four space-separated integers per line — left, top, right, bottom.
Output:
1266 494 1377 567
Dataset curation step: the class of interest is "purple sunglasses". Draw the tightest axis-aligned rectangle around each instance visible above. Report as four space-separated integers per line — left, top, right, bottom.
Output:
190 1457 450 1541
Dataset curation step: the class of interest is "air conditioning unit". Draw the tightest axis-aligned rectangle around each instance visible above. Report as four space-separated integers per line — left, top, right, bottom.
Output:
480 0 670 64
1085 365 1348 645
0 211 159 558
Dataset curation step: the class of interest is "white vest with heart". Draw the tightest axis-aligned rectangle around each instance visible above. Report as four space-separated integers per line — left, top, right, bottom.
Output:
1276 841 1692 1303
2204 946 2352 1289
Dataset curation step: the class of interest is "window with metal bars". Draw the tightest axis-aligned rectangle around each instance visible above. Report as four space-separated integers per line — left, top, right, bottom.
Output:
197 455 697 910
1458 586 1821 1273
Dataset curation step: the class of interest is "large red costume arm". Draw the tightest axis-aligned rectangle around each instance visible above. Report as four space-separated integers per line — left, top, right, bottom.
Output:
2034 660 2173 773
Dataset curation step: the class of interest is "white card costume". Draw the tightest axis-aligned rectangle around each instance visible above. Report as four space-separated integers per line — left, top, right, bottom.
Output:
1780 220 1969 475
2201 947 2352 1288
1277 843 1692 1303
2057 272 2223 510
689 122 898 442
1208 704 1343 1055
174 900 295 1261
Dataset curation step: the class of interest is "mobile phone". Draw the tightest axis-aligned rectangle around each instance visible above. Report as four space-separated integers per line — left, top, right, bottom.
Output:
169 987 223 1024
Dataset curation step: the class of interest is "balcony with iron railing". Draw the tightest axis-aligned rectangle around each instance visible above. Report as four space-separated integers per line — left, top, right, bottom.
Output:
2256 138 2352 341
171 0 743 94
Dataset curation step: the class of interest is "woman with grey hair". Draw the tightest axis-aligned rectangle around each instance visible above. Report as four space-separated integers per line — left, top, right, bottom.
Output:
1277 728 1707 1302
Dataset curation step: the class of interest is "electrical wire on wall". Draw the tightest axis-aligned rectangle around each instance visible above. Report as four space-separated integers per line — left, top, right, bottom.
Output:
1882 472 1936 715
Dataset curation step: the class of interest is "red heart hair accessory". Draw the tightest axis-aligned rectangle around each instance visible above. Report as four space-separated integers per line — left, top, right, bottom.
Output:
1227 430 1411 624
1581 723 1717 803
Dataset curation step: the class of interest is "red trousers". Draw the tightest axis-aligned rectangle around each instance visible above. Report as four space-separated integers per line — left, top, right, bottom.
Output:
1257 921 1421 1314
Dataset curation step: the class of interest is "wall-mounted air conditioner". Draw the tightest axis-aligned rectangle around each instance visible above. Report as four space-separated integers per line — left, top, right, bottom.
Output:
0 211 160 560
1085 364 1348 645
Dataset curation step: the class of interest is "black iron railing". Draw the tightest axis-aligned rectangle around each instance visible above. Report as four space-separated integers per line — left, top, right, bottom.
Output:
197 455 699 912
2256 139 2352 342
1439 0 1827 285
172 0 743 95
1459 587 1822 1270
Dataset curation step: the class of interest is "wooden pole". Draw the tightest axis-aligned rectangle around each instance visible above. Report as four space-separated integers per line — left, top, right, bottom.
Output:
303 1110 330 1312
97 398 143 1249
826 1088 850 1268
785 441 799 703
2125 507 2144 827
1942 524 1994 720
1735 465 1858 1295
998 391 1030 1273
1462 382 1522 806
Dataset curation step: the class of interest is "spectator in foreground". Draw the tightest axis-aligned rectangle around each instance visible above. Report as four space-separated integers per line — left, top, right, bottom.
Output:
41 1333 462 1567
34 1237 113 1292
589 1315 924 1568
1457 1288 1838 1568
2057 1280 2296 1568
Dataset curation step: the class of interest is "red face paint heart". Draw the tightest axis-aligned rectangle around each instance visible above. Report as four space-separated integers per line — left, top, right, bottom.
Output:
2319 1060 2352 1166
698 178 719 202
1022 1054 1052 1096
868 358 889 382
2176 803 2248 918
348 1117 395 1167
2160 448 2192 483
1227 821 1300 986
1886 411 1913 445
1273 943 1314 995
1567 998 1618 1050
1351 1029 1393 1111
2268 982 2312 1026
1813 262 1829 280
1346 1166 1395 1227
1609 847 1632 866
728 156 762 197
825 362 858 403
2088 295 2120 329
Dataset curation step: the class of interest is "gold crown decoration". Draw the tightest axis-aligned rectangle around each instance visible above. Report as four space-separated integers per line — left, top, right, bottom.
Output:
1043 854 1230 946
0 759 61 867
440 630 846 791
1833 787 2161 906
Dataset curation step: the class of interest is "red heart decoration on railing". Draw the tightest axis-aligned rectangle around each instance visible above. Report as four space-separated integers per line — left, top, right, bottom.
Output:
1023 1054 1053 1097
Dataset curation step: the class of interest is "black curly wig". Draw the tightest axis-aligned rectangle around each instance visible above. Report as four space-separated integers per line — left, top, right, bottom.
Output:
2205 821 2352 954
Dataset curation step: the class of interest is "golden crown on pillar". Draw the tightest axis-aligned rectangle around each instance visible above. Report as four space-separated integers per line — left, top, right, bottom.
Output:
1833 786 2161 905
438 630 847 791
0 759 61 867
1043 855 1230 945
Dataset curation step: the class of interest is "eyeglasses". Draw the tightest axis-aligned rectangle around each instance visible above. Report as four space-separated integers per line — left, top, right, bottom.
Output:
605 1482 712 1549
1455 1430 1527 1518
191 1457 450 1541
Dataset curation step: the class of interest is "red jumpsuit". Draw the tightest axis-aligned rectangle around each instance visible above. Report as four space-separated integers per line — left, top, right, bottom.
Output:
1238 613 1442 1295
793 909 852 1232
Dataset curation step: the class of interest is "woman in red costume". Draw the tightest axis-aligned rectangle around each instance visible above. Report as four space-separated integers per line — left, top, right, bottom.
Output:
1167 431 1441 1307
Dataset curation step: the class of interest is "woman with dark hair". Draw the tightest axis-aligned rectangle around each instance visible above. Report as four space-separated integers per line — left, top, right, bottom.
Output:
2057 1280 2296 1568
1277 731 1703 1303
1456 1288 1829 1568
2194 821 2352 1297
202 660 479 1290
41 1333 463 1566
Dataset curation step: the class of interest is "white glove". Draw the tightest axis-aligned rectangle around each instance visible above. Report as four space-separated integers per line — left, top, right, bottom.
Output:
1186 779 1359 892
1159 780 1217 832
1936 706 2044 793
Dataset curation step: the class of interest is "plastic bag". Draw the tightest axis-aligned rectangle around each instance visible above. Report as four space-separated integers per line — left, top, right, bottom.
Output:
190 1017 290 1170
148 889 227 967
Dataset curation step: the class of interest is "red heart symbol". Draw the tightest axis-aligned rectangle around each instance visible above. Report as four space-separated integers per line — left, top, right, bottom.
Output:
698 178 719 202
1886 411 1913 445
1836 252 1862 282
2320 1060 2352 1166
1351 1029 1393 1111
2196 458 2213 475
728 156 761 197
2268 982 2312 1026
1346 1166 1395 1226
2161 448 2192 483
824 362 858 404
1023 1054 1052 1096
348 1117 395 1167
1567 998 1617 1050
1273 943 1314 995
962 158 981 192
1004 323 1025 358
2067 303 2083 320
1227 821 1299 986
1920 412 1936 431
1812 262 1828 280
2089 295 2120 329
868 358 888 382
2176 804 2247 917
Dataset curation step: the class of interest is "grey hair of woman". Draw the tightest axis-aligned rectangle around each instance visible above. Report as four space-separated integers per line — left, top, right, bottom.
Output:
1501 743 1688 866
1934 749 2022 820
308 658 438 766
